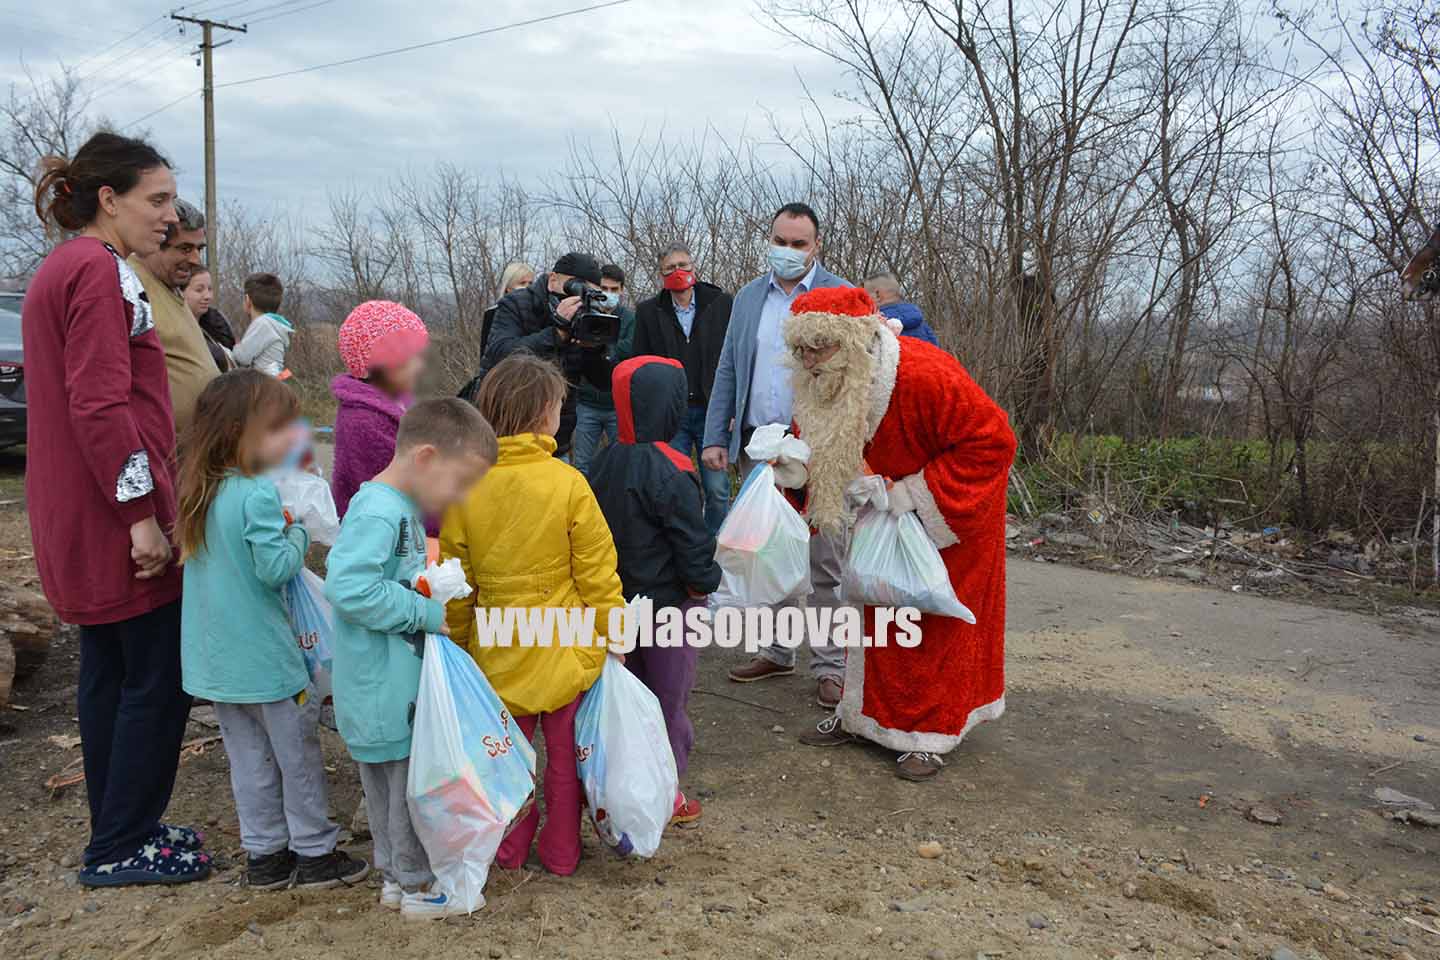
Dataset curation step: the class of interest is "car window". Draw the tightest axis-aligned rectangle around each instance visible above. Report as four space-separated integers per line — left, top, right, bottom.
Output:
0 307 20 343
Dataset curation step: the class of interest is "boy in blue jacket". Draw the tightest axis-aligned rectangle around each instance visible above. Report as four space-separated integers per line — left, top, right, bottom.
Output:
325 398 497 919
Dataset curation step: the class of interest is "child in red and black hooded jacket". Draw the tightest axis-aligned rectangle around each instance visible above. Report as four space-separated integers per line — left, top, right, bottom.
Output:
588 355 721 825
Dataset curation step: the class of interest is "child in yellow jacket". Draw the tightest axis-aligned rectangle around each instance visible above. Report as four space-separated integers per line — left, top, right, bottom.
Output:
441 354 625 876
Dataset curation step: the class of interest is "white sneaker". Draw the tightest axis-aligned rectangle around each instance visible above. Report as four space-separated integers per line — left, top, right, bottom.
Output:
379 880 403 910
400 888 470 920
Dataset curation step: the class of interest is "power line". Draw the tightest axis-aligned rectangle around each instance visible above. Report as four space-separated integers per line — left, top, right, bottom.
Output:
71 15 167 69
122 0 638 127
216 0 637 88
247 0 335 26
124 89 198 129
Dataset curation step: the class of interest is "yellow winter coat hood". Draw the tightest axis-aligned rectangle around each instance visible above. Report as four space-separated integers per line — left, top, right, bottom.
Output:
440 432 625 716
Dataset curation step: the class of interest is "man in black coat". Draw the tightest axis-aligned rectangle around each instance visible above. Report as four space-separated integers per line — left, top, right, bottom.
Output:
473 252 608 456
632 243 734 533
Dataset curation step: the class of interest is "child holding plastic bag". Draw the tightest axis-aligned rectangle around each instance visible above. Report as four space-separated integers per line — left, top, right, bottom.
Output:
441 354 626 877
588 356 722 824
177 370 368 891
325 398 497 920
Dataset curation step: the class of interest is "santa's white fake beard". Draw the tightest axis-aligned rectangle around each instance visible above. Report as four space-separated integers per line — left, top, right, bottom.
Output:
790 344 875 533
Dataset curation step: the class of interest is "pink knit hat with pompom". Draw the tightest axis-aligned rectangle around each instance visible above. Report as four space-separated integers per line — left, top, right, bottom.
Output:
338 300 429 378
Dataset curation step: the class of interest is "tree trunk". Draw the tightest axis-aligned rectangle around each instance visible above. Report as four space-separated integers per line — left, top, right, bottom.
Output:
0 580 56 706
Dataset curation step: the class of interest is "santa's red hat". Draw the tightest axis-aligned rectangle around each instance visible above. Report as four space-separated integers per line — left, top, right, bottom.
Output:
785 286 887 352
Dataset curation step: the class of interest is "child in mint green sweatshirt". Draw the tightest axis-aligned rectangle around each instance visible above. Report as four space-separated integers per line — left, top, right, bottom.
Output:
178 370 368 893
324 396 496 920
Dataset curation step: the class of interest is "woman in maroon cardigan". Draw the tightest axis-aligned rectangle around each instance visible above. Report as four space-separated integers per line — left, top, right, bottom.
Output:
25 133 211 886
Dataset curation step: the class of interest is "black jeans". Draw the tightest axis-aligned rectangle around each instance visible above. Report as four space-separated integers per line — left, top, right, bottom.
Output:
77 600 191 865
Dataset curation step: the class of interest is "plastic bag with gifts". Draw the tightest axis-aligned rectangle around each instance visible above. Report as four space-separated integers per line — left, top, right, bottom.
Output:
410 557 471 603
407 634 536 914
574 656 678 859
841 476 975 621
270 422 342 546
282 569 336 702
714 426 813 606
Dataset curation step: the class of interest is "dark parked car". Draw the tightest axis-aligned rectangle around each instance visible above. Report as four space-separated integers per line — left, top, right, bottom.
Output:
0 292 24 448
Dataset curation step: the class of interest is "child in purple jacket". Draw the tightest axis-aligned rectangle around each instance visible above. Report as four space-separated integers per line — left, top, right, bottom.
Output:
331 301 433 533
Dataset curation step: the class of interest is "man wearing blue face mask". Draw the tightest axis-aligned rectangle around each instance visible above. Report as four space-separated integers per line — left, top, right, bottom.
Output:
702 202 853 708
571 263 637 475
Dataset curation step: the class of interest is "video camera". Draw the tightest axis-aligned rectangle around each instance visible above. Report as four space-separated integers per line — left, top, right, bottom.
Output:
557 277 621 346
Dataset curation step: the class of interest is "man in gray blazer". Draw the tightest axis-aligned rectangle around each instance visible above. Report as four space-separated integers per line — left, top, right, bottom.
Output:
702 202 852 708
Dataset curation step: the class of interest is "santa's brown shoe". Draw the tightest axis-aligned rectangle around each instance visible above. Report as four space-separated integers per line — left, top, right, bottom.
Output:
799 714 857 747
728 657 794 683
896 751 944 782
816 676 842 708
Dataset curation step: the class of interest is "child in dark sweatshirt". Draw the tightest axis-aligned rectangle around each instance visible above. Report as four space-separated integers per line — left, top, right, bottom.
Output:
588 355 722 824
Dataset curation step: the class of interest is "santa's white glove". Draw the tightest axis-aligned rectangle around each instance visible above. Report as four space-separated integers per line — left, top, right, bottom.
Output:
771 456 808 490
885 478 917 515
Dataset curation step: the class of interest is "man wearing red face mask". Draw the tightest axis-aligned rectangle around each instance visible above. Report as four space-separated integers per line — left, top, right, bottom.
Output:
632 242 735 534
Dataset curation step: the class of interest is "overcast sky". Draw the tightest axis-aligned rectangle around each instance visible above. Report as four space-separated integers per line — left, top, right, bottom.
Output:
1 0 853 219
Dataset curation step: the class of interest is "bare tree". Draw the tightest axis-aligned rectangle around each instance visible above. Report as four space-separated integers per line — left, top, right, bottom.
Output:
0 66 91 281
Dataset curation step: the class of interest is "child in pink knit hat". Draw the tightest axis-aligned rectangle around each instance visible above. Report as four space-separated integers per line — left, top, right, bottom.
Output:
331 302 433 532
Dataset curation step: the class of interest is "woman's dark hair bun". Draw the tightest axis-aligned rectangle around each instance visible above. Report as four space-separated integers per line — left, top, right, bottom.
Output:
34 131 170 232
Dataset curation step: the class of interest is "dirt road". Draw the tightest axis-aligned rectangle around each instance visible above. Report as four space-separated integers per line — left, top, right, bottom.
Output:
2 552 1438 960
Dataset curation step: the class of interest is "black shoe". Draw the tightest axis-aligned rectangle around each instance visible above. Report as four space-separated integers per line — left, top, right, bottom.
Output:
246 850 296 891
294 850 369 889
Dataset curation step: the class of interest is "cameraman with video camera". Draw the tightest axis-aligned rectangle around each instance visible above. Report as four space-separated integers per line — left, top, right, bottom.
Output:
471 251 621 457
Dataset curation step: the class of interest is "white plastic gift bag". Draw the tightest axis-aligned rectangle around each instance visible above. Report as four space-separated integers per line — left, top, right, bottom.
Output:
407 634 536 914
270 422 342 545
842 475 975 621
574 656 678 858
406 560 534 914
282 569 336 702
713 425 813 605
272 469 341 545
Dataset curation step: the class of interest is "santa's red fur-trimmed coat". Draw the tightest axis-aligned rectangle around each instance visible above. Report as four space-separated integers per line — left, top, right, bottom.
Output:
836 330 1017 753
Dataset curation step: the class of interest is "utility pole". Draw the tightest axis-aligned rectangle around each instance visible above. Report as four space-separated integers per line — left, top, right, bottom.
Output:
170 12 246 273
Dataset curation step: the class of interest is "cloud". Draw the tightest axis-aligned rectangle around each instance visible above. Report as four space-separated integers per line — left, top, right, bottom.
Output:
2 0 855 218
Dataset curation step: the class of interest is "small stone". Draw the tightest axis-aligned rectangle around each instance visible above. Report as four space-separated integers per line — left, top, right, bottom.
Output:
1408 810 1440 828
890 896 930 913
1248 805 1283 826
1321 882 1350 903
1270 948 1300 960
246 922 264 937
81 901 100 914
770 724 785 733
926 951 945 960
1422 904 1440 917
916 841 943 859
488 949 503 959
820 759 831 768
58 853 79 869
1415 734 1428 742
1025 912 1049 930
1390 935 1410 947
703 902 736 913
1023 857 1044 871
1304 879 1324 892
335 907 351 914
1059 865 1075 878
1122 882 1138 899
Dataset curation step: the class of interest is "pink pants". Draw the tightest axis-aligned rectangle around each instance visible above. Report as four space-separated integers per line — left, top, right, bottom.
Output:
495 696 582 875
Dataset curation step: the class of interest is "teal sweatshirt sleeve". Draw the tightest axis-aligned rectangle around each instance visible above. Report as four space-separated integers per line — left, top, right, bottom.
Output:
324 513 445 635
243 480 309 589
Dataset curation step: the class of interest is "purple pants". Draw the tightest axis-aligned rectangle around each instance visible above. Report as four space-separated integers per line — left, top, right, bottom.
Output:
625 636 698 780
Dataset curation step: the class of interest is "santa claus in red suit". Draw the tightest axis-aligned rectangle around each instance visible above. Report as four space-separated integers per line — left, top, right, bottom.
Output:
780 287 1016 781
